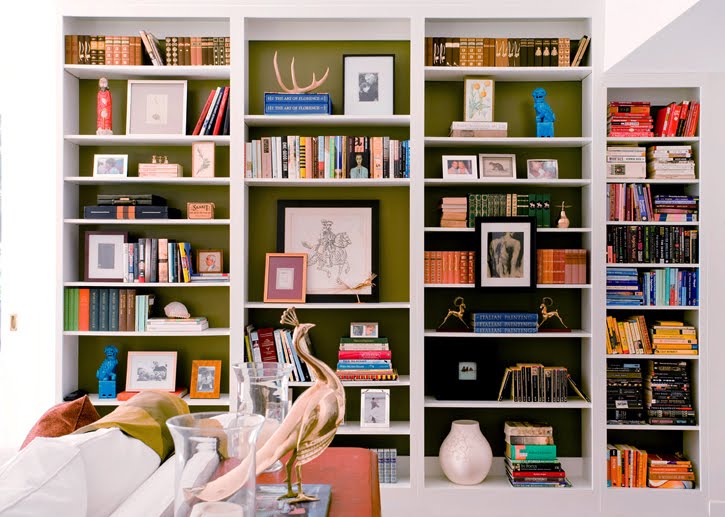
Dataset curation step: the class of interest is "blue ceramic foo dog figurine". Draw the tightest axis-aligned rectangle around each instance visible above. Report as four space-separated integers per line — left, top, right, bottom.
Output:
532 87 555 137
97 345 119 399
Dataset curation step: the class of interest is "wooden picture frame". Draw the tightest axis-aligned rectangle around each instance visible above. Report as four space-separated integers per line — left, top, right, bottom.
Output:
479 154 517 180
442 155 478 180
190 359 222 399
126 80 187 135
463 77 494 122
475 216 537 289
84 231 128 282
196 249 223 274
343 54 395 116
92 154 128 177
192 141 215 177
264 253 308 303
360 389 390 428
125 351 177 392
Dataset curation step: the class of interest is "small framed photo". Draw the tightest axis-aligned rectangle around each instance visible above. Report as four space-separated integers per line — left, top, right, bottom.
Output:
125 351 177 392
442 155 478 180
350 322 378 338
84 231 128 282
190 360 222 399
197 249 223 274
475 216 537 289
343 54 395 116
264 253 308 303
527 159 559 180
360 389 390 428
463 77 494 122
192 141 215 177
93 154 128 177
479 154 517 180
126 80 187 135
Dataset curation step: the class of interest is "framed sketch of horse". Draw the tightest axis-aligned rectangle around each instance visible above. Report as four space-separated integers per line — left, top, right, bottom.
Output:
277 200 379 302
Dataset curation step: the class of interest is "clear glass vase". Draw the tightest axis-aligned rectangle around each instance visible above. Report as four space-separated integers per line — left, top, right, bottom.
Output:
167 411 264 517
233 362 294 473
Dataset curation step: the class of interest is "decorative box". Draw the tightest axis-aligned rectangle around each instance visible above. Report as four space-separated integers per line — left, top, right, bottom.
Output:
187 202 215 219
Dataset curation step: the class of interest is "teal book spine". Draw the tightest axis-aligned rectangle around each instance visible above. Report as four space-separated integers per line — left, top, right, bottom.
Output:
89 288 100 331
109 289 119 331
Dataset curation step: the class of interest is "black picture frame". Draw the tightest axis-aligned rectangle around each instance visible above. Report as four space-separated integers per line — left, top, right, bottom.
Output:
433 342 499 400
475 216 537 290
277 200 379 303
342 54 396 116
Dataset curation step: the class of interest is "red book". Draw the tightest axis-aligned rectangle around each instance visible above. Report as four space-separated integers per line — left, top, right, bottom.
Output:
665 102 682 137
213 86 230 135
654 104 671 136
78 288 90 331
338 350 392 360
510 470 566 478
256 327 279 362
687 102 700 136
192 89 216 136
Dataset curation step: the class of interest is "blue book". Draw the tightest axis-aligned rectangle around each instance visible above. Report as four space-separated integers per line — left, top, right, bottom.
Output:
264 103 331 115
474 327 538 333
471 312 539 322
336 362 392 370
472 321 538 328
264 93 331 104
99 289 110 331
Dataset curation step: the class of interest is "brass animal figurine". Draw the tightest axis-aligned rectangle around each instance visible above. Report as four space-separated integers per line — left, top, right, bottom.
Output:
189 308 345 504
537 297 568 329
438 296 470 330
273 51 330 94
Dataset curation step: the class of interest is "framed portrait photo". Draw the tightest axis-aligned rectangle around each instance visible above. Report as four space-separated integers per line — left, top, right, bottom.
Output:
527 159 559 180
277 200 379 302
475 216 536 289
442 155 478 180
478 154 517 180
126 80 187 135
190 360 222 399
84 231 128 282
360 389 390 428
196 249 223 274
192 141 215 177
264 253 308 303
343 54 395 116
93 154 128 177
463 77 494 122
350 322 378 338
125 351 177 392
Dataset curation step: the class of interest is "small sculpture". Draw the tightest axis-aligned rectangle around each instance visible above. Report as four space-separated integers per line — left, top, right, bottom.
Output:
337 272 378 303
437 296 470 332
537 297 568 330
164 301 191 319
557 202 572 229
151 155 169 164
532 87 555 138
273 50 330 94
97 345 119 399
96 77 113 135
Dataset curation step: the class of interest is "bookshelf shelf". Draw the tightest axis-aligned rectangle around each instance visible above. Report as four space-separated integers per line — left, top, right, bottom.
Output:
64 135 231 146
606 221 698 227
64 219 231 225
63 64 231 80
424 227 593 233
424 179 591 187
424 66 593 82
425 137 592 148
606 354 698 360
65 177 231 186
424 283 591 289
606 424 700 431
64 328 230 336
244 114 411 127
290 375 411 388
606 137 699 144
88 393 230 407
606 263 699 268
245 302 410 310
606 178 699 185
64 281 230 288
606 306 699 311
424 396 591 409
425 330 591 338
336 421 411 436
245 178 410 187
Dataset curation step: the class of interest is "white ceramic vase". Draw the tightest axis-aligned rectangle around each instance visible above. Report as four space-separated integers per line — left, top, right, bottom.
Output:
439 419 493 485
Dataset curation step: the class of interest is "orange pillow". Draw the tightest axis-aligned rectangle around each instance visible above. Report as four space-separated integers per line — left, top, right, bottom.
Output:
21 395 100 449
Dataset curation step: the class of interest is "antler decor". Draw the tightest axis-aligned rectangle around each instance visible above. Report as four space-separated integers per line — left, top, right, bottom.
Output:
273 50 330 94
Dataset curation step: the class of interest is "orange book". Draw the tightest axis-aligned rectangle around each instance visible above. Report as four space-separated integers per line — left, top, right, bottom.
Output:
116 387 188 401
78 288 90 331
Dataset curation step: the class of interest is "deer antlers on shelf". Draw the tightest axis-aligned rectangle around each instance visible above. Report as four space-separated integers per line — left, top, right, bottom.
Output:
273 50 330 94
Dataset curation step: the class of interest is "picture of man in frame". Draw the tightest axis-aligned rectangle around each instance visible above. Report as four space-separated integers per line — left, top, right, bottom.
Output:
487 231 524 278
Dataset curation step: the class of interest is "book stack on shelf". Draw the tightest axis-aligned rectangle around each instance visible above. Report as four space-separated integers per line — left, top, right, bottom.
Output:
424 251 475 284
607 444 648 487
607 361 645 425
606 225 699 263
439 197 467 228
653 101 700 137
336 336 398 382
645 360 696 425
64 288 156 332
138 161 183 178
607 101 653 137
448 121 508 138
84 195 180 221
466 193 551 228
193 86 231 136
245 326 313 382
471 312 538 334
146 316 209 332
605 315 652 355
65 35 143 65
606 146 646 179
647 452 696 489
504 421 571 488
263 93 332 115
652 194 699 222
536 249 587 284
370 448 398 484
606 268 642 306
647 145 695 180
650 321 698 356
607 183 700 222
498 365 589 402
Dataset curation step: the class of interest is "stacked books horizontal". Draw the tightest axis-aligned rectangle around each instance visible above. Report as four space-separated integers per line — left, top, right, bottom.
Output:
608 102 653 138
607 361 645 424
370 448 397 484
607 444 648 487
336 337 398 381
146 317 208 332
606 268 643 306
449 121 507 138
606 225 699 264
244 325 314 383
537 249 587 284
467 193 551 228
439 197 467 228
607 267 699 306
645 360 696 425
471 312 538 334
652 195 698 221
648 453 695 489
424 251 475 284
606 146 645 179
647 145 695 179
63 288 156 332
653 101 700 137
605 314 653 355
138 162 183 178
83 193 180 220
498 364 589 402
65 35 142 65
263 93 331 115
504 421 571 488
607 183 699 222
192 86 230 136
650 321 698 356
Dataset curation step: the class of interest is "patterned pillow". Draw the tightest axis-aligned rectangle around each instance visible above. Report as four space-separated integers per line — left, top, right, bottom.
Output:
21 395 100 449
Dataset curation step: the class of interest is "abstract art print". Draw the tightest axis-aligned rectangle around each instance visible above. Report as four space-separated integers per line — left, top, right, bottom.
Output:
475 217 536 289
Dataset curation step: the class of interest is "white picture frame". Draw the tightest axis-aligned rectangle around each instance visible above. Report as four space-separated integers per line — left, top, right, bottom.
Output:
343 54 395 116
92 154 128 177
192 141 215 177
527 159 559 180
360 389 390 428
84 231 127 282
125 351 178 392
350 322 379 338
463 77 495 122
126 80 187 135
479 154 517 180
442 155 478 180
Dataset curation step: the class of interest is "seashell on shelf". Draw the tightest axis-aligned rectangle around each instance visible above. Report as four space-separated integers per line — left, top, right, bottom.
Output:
164 301 190 319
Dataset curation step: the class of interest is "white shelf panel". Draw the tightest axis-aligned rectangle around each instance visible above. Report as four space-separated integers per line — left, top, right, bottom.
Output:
64 64 231 80
425 66 593 82
65 328 230 337
65 176 230 186
64 281 230 287
607 305 699 311
606 221 698 227
89 393 230 406
424 396 591 409
381 456 410 490
245 178 409 187
426 330 591 338
336 421 410 435
606 178 699 185
245 302 410 310
65 135 230 146
425 137 592 148
606 354 699 360
607 137 699 144
425 283 591 289
425 227 592 233
65 219 230 225
607 264 700 268
424 178 591 187
290 375 410 388
244 115 410 127
606 424 700 431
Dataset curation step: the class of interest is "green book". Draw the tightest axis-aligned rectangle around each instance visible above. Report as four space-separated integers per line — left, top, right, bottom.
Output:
535 193 544 227
89 289 100 331
64 288 70 331
543 193 551 227
528 194 536 220
340 337 389 344
71 288 79 331
506 443 557 460
99 288 110 331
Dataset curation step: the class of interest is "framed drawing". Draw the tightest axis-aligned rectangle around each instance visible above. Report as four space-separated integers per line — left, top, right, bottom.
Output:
126 80 187 135
84 231 128 282
196 249 223 273
527 159 559 179
343 54 395 116
360 389 390 428
478 154 517 180
92 154 128 177
475 216 536 289
264 253 308 303
350 322 378 338
442 155 478 180
125 351 177 392
277 200 379 302
463 77 494 122
189 359 222 399
192 141 215 177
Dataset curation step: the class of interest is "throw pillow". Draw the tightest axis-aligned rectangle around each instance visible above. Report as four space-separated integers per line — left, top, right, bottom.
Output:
20 394 100 449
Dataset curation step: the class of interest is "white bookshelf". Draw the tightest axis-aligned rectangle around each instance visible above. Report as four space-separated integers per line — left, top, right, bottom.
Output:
424 66 593 82
64 177 231 186
244 178 410 187
244 114 411 127
64 135 231 146
424 137 593 148
64 64 231 80
64 218 231 225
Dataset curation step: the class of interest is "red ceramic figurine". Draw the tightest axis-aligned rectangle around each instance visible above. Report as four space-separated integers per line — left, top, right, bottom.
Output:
96 77 113 135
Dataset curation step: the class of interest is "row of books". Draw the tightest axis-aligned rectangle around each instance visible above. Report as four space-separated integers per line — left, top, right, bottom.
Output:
163 36 230 66
606 267 699 307
192 87 230 136
645 360 695 425
498 365 589 403
64 288 152 332
122 239 198 284
607 184 698 222
64 35 142 65
423 251 475 284
336 338 398 381
245 136 411 180
654 101 700 137
244 326 314 383
425 36 590 67
466 193 552 228
606 315 651 355
370 448 398 484
607 102 653 137
607 360 645 424
607 101 699 138
471 312 538 334
607 447 695 489
606 226 699 264
504 421 571 488
536 249 587 285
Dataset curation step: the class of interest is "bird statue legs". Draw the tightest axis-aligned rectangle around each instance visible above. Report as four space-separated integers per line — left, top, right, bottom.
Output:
276 451 320 504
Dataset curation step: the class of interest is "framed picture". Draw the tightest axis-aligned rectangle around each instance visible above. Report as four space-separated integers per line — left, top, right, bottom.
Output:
84 231 128 282
442 155 478 180
189 360 222 399
92 154 128 177
478 154 517 180
360 389 390 428
433 343 498 400
264 253 308 303
125 351 177 392
527 159 559 180
475 216 537 289
350 322 378 338
463 77 494 122
343 54 395 116
126 80 187 135
277 200 379 302
192 141 215 177
196 249 223 274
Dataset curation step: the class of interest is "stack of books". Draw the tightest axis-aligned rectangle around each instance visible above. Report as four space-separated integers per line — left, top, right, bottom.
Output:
653 101 700 137
536 249 587 284
605 314 652 355
607 361 645 424
652 194 698 222
336 337 398 381
607 102 653 137
190 273 230 283
138 162 183 178
471 312 538 334
264 93 332 115
504 421 571 488
423 251 475 284
650 321 698 356
607 444 648 487
606 146 646 179
370 448 397 484
606 268 643 306
646 145 695 179
448 121 507 138
146 316 209 332
439 197 467 228
645 360 696 425
244 326 313 382
648 453 695 489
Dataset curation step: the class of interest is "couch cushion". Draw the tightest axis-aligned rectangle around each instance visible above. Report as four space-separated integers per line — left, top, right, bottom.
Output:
20 395 100 449
109 457 175 517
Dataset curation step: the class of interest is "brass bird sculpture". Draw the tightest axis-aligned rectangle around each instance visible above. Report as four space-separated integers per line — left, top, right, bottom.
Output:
189 307 345 504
